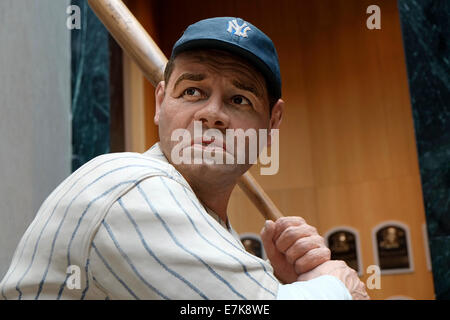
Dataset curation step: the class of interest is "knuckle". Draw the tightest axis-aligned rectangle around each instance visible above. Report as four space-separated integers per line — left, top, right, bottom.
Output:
301 224 316 236
286 225 297 233
336 260 347 268
278 217 291 228
318 247 331 259
297 237 317 254
279 216 305 229
296 249 323 273
286 239 306 263
295 236 308 248
285 250 296 264
309 225 318 234
284 226 299 239
324 247 331 259
307 248 322 261
294 259 307 274
319 235 327 246
296 216 306 224
313 234 325 246
318 251 330 264
313 256 327 268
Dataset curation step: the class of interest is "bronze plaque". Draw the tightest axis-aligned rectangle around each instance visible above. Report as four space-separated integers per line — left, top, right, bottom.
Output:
240 235 264 259
327 231 359 272
376 225 410 270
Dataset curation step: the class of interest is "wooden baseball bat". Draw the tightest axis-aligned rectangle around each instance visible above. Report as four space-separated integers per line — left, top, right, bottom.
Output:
87 0 283 221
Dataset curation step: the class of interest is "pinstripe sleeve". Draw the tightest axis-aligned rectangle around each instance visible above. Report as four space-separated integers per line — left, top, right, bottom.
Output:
88 175 280 300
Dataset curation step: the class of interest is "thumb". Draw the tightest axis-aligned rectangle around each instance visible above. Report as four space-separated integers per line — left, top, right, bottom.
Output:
261 220 284 264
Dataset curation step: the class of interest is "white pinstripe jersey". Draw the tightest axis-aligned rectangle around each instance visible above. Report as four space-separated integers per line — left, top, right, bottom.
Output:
0 143 280 300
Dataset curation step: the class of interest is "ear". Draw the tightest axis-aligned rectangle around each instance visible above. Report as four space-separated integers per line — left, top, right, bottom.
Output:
154 81 165 125
267 99 284 147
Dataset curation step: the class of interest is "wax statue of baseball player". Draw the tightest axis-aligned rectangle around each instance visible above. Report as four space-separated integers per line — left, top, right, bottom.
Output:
0 17 369 300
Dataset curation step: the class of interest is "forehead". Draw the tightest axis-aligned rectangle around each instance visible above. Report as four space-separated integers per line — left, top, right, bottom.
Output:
170 49 268 91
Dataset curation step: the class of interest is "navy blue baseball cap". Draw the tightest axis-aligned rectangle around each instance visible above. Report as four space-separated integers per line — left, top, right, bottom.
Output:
171 17 282 101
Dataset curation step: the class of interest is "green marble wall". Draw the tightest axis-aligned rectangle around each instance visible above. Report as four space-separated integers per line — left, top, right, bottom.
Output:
398 0 450 300
71 0 110 171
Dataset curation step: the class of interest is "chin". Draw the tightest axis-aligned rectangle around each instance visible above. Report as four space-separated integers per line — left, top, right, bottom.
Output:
176 162 248 183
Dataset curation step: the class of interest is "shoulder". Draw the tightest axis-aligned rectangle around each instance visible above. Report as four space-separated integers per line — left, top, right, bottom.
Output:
79 151 171 176
88 148 195 221
40 151 181 228
77 143 189 190
66 150 183 192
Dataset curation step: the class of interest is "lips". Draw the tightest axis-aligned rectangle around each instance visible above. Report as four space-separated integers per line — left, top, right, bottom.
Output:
191 136 226 152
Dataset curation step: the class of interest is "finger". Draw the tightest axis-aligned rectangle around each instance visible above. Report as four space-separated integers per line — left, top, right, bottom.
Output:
294 247 331 274
275 224 318 253
273 216 306 241
353 281 370 300
334 260 349 268
340 268 370 300
260 220 285 265
284 235 326 264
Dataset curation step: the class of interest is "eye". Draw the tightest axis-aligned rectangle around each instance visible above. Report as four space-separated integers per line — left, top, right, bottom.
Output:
183 88 202 97
232 95 251 106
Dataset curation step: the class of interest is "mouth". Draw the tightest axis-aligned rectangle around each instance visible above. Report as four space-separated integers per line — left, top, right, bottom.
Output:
191 136 226 152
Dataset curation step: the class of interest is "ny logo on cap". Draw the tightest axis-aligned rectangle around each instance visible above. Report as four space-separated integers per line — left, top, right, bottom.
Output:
227 19 251 38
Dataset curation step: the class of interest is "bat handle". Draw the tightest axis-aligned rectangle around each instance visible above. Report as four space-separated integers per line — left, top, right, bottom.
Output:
237 172 283 221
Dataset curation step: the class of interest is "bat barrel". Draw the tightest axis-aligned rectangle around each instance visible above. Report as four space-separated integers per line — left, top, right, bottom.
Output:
87 0 167 87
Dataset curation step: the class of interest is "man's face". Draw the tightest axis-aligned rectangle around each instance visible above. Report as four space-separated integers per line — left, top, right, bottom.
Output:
154 49 282 184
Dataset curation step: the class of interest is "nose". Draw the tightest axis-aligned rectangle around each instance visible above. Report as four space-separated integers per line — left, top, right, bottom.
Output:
194 96 230 130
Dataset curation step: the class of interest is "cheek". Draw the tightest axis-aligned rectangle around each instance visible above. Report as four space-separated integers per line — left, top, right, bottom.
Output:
231 116 269 132
158 101 193 136
228 103 270 128
241 119 271 147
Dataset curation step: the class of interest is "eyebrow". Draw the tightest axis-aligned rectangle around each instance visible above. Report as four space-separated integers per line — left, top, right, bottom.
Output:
173 73 205 91
173 72 262 98
232 80 261 98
